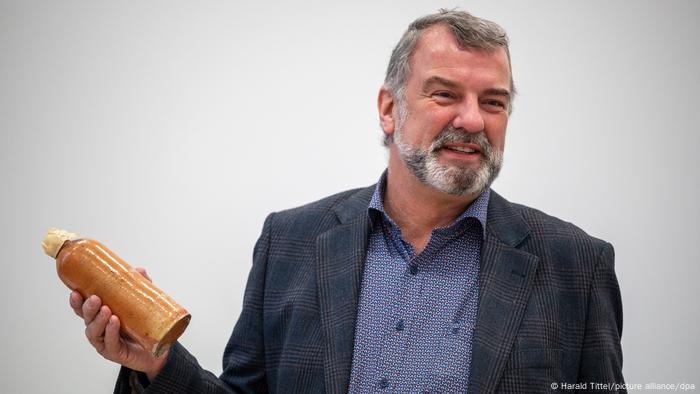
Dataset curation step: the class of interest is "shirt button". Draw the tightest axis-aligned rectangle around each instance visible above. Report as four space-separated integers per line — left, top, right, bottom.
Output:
379 378 389 389
409 265 419 275
395 319 405 331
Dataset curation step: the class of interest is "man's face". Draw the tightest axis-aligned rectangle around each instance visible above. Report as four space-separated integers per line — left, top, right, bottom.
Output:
382 25 512 197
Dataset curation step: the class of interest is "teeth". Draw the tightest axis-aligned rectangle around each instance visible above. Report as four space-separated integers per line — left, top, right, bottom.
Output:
446 146 476 153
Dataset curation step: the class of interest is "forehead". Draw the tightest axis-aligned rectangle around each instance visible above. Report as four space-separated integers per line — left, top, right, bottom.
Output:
409 25 511 91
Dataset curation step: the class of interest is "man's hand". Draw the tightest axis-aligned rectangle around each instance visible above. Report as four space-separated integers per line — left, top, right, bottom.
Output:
68 267 168 381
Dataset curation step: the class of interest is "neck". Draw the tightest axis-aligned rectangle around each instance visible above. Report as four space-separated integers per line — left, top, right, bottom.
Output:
383 152 480 253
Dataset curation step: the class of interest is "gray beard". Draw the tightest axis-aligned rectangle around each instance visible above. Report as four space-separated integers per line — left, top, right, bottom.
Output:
394 125 503 196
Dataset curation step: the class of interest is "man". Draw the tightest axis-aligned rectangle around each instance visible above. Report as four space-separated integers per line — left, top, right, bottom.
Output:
71 9 625 393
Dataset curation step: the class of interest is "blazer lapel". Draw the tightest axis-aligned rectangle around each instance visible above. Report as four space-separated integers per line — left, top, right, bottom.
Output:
469 191 539 394
316 186 374 394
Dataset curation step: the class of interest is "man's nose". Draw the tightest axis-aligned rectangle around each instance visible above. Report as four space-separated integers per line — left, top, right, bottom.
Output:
451 98 484 133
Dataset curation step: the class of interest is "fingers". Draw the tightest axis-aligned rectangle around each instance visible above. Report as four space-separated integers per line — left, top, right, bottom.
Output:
85 305 112 353
71 294 160 373
134 266 152 282
103 315 122 357
81 295 102 324
69 291 84 317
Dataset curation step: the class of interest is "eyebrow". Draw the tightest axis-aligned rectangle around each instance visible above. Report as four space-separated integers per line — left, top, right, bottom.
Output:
483 88 511 99
421 76 461 92
421 75 511 100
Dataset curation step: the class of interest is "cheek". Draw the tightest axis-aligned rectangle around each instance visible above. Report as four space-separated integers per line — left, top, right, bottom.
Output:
417 112 453 140
400 115 441 146
485 119 508 151
491 134 506 151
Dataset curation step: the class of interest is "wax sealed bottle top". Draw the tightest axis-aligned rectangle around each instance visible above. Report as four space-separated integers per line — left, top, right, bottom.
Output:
42 228 79 258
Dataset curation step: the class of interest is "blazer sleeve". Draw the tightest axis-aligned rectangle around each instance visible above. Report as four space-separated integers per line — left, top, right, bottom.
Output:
576 242 625 393
112 214 274 394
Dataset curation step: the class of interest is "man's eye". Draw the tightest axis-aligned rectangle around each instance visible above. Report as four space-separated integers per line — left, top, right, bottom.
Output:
433 91 455 99
483 99 506 109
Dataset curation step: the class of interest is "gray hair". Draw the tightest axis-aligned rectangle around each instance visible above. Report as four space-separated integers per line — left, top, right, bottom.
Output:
383 9 515 146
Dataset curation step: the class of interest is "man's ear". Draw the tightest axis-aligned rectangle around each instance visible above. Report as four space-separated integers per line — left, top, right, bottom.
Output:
378 86 396 136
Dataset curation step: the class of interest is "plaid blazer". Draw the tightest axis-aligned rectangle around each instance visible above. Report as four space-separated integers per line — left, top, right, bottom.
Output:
115 185 624 393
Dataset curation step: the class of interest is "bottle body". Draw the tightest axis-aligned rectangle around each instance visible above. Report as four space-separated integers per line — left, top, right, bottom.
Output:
56 238 190 356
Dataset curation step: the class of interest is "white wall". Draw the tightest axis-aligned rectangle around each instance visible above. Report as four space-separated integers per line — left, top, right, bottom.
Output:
1 1 698 392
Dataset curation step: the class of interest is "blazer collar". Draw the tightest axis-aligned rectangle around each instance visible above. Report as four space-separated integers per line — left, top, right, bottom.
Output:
485 191 531 247
331 184 525 235
332 185 375 224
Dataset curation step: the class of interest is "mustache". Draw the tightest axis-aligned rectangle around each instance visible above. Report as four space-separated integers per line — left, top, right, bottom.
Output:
429 127 492 153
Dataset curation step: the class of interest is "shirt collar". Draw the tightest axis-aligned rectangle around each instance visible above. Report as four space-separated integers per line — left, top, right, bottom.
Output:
368 170 490 237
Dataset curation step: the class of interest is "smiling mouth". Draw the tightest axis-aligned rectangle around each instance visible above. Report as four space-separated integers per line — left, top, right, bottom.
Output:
444 146 478 154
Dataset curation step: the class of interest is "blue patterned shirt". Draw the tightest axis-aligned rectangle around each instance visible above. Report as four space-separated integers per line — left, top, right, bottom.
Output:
348 173 490 393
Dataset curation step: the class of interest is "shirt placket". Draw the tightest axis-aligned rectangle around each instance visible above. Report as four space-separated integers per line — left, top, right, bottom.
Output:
373 223 431 392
